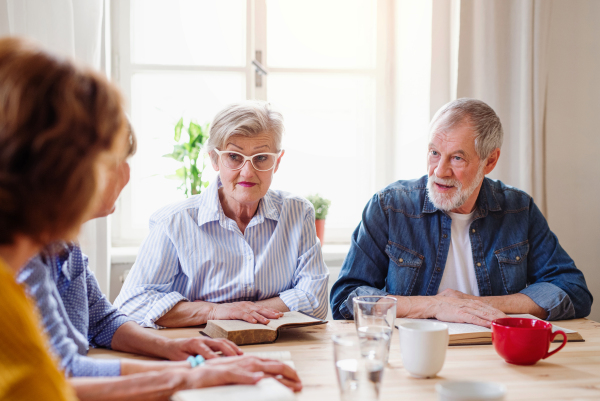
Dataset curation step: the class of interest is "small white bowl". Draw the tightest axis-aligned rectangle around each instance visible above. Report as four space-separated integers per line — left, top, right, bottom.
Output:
435 381 506 401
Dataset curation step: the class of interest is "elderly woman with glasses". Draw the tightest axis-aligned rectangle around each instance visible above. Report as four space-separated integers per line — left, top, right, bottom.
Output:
115 101 329 328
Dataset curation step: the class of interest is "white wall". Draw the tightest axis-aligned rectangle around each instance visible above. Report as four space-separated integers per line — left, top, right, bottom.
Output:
545 0 600 322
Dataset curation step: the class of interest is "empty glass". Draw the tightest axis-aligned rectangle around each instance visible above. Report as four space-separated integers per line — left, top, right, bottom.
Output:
353 296 397 363
332 333 385 401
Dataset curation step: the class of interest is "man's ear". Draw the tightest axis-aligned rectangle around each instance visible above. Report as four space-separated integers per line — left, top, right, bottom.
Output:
209 151 220 172
484 148 501 175
273 150 285 174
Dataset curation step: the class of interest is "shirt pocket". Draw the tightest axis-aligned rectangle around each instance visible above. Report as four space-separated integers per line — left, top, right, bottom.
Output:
385 241 424 296
494 240 529 294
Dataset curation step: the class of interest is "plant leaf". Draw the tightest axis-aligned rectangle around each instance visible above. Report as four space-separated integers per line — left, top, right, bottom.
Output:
174 117 184 142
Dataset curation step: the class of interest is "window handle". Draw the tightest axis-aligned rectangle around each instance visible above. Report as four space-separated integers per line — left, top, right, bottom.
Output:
253 50 268 87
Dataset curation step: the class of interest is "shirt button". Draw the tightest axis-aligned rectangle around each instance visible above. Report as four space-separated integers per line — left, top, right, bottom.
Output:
436 267 442 272
472 229 476 233
442 234 448 239
477 262 482 267
516 256 521 261
398 258 404 263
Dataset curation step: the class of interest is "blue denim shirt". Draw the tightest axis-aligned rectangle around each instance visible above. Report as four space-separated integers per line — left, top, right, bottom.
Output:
330 176 592 321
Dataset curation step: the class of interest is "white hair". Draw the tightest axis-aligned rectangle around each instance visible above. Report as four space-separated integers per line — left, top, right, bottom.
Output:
206 100 284 161
429 98 503 160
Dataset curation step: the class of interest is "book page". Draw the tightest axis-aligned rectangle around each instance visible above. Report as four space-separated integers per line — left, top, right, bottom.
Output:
396 318 490 335
266 311 321 329
397 314 577 336
508 314 576 334
172 378 294 401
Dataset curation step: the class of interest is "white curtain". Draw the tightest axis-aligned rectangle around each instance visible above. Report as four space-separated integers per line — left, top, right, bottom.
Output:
0 0 110 293
455 0 551 214
393 0 552 214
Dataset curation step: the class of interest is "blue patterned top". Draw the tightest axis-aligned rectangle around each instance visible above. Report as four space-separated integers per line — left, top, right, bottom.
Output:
114 176 329 328
18 244 131 377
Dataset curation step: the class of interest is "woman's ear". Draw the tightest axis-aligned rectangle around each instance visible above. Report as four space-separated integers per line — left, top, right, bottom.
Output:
273 150 285 173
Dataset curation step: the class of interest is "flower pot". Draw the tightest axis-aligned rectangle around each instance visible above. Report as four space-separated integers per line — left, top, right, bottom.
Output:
315 219 326 245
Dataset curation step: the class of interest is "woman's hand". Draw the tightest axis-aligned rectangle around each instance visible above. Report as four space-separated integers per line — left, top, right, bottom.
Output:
164 337 243 360
204 355 302 392
206 301 284 325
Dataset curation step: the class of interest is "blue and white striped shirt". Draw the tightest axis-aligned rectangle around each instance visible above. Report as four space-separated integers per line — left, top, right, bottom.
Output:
114 177 329 328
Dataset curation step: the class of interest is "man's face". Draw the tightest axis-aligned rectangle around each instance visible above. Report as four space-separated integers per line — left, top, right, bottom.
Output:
426 118 486 214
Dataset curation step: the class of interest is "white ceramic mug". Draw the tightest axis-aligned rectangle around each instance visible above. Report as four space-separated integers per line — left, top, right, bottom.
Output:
398 321 449 378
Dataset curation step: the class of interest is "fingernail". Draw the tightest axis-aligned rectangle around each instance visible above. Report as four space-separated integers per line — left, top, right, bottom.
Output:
253 372 264 378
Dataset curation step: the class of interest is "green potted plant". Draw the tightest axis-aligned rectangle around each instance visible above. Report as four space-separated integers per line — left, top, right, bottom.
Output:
306 194 331 245
163 117 210 197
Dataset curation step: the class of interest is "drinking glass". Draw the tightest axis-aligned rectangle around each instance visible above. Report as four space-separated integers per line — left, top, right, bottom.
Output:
353 296 397 363
332 333 385 401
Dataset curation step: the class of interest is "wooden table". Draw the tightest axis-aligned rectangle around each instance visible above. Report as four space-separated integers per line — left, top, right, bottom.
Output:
90 318 600 400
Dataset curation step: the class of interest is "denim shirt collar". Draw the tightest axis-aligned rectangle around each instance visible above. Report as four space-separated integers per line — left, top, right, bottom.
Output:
422 177 502 217
197 175 281 229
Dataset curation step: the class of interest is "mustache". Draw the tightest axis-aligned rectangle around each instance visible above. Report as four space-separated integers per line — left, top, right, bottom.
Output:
428 175 462 189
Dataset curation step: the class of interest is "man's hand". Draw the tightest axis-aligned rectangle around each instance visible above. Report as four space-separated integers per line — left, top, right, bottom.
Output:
437 288 474 300
430 293 507 328
164 337 243 360
203 355 302 392
205 301 284 325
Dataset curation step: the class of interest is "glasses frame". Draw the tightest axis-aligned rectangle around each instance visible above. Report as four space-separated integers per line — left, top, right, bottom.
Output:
213 149 283 171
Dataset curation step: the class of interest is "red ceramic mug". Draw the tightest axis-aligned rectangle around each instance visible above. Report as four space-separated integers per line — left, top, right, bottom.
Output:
491 318 567 365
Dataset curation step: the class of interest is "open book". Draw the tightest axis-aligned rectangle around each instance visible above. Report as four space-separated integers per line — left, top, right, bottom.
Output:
201 311 327 345
396 314 584 346
171 378 294 401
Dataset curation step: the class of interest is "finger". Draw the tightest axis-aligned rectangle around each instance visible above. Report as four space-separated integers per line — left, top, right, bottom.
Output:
252 308 284 319
273 376 303 392
254 360 301 383
195 342 220 359
205 338 241 357
250 310 270 325
219 369 264 386
234 310 258 324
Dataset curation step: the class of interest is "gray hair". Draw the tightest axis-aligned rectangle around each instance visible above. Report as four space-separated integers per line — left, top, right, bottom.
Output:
429 98 503 160
206 100 284 161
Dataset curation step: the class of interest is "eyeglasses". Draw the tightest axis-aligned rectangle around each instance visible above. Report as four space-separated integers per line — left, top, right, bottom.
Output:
213 149 282 171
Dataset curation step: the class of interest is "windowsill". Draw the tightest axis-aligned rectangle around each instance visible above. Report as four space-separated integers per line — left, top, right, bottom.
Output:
111 243 350 265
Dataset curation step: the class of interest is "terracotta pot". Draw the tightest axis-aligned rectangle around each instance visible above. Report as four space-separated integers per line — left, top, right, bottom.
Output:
315 219 326 245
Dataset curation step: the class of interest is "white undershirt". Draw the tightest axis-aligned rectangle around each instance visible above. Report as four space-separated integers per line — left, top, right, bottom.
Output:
437 210 480 296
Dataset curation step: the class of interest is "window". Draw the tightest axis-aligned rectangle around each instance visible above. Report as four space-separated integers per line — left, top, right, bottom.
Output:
111 0 393 246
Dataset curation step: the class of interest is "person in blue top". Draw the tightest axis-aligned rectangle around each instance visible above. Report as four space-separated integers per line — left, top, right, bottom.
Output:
17 122 302 395
330 98 592 326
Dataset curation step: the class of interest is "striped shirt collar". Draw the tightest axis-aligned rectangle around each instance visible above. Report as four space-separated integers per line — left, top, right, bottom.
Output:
197 176 281 228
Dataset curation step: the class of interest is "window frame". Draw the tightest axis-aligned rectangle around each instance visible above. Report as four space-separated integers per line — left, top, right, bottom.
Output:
110 0 395 247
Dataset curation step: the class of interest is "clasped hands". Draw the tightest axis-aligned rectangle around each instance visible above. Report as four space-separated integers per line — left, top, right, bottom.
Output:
431 289 507 327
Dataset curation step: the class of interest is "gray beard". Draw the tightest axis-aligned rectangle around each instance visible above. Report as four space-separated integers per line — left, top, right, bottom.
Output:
426 165 485 211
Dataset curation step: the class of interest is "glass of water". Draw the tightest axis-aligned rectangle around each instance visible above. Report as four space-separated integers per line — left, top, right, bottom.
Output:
353 296 397 363
332 333 386 401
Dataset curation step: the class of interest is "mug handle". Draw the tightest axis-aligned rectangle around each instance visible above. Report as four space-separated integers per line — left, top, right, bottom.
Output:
543 330 568 359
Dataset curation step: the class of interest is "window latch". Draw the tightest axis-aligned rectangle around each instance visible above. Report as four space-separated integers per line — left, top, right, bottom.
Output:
253 50 268 87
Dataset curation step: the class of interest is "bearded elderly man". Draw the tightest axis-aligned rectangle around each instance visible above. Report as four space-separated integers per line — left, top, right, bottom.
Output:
330 98 592 327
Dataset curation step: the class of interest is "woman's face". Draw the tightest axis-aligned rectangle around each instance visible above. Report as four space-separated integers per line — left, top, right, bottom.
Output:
212 133 284 210
90 126 131 221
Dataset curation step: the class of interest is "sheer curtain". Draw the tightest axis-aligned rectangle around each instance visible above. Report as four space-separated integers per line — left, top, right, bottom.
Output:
393 0 552 214
0 0 110 292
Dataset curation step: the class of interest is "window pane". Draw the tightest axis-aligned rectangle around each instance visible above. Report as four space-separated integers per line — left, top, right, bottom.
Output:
266 0 377 69
131 0 246 66
268 73 376 233
130 72 245 227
